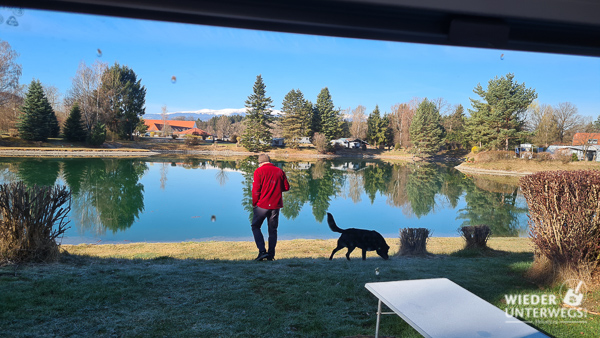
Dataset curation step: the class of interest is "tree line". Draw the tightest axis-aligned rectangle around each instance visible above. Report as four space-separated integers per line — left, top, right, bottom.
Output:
240 73 598 154
0 38 596 152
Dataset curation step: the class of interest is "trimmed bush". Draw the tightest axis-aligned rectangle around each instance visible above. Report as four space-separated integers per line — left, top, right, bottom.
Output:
459 225 491 249
520 170 600 286
398 228 430 256
184 135 200 146
0 182 71 264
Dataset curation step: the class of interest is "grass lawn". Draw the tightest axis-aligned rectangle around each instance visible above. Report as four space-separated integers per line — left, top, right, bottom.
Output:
1 237 598 337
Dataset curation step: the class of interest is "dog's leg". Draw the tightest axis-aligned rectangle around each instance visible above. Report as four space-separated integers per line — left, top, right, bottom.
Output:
329 246 343 260
362 249 367 260
345 246 355 260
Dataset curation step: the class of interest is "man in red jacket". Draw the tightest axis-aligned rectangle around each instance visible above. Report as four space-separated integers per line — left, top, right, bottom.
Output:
251 153 290 261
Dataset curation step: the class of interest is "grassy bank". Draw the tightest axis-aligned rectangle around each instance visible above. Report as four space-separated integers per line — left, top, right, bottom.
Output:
1 238 598 337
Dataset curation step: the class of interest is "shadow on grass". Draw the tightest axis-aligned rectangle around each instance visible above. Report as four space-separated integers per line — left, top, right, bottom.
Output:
3 248 578 338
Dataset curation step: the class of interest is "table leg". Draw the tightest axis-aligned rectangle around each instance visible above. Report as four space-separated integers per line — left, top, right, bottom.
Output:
375 299 382 338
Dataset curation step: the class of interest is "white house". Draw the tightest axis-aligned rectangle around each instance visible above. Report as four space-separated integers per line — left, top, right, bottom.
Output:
331 138 368 149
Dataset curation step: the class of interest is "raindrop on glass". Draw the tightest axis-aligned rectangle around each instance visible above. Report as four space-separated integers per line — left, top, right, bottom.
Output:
6 16 18 27
12 8 24 17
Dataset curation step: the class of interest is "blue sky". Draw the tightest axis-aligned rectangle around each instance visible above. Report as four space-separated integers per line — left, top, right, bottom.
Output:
2 7 599 119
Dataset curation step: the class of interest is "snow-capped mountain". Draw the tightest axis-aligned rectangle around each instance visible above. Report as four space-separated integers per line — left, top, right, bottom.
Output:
144 108 281 121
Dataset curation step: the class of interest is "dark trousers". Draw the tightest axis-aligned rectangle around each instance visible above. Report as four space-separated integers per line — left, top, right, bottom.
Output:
251 207 280 257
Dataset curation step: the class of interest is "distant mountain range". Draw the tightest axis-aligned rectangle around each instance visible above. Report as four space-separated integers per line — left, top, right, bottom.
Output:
144 108 282 121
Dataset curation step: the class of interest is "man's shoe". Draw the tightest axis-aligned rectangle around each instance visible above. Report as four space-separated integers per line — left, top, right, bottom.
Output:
266 255 275 261
255 251 269 261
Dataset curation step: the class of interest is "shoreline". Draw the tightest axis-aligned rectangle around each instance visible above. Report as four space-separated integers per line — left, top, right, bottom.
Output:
454 163 534 176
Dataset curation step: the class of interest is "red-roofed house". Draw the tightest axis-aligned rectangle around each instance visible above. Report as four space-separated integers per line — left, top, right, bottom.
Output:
144 119 208 137
572 133 600 146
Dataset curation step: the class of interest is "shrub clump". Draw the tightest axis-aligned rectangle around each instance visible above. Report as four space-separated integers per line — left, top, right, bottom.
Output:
534 152 553 162
459 225 491 249
312 133 332 154
184 135 200 146
520 170 600 286
397 228 430 256
0 182 71 264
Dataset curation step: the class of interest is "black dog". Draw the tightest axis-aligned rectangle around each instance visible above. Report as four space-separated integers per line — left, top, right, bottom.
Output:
327 212 389 260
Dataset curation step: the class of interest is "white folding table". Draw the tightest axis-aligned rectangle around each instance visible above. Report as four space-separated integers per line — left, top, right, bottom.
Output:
365 278 548 338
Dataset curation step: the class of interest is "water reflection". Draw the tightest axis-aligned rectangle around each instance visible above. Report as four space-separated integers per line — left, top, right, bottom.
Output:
0 157 530 242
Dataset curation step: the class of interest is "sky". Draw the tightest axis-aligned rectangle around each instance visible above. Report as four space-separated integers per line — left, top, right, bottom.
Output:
1 6 599 120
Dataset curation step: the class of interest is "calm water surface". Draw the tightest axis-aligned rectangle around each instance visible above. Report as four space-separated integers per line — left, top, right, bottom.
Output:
0 157 530 244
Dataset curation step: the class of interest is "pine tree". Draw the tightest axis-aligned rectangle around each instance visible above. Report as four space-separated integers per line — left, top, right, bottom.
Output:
281 89 311 148
466 73 537 150
240 75 273 152
311 102 321 136
366 105 388 147
63 102 87 142
99 63 146 140
316 87 342 141
442 104 467 149
17 80 55 141
409 99 444 156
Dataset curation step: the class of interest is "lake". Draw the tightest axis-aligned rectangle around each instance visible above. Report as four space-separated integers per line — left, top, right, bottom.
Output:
0 156 530 244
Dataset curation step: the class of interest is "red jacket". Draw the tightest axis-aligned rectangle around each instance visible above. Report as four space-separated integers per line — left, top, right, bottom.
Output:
252 163 290 209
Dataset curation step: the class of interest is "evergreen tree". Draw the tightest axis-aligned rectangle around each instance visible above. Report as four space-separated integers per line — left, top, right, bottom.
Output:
409 99 444 156
442 104 467 149
316 87 342 141
281 89 311 148
304 101 314 137
99 63 146 140
466 73 537 150
240 75 273 152
311 102 321 136
366 105 388 147
17 80 56 141
63 102 87 142
87 122 107 146
382 114 394 149
48 109 60 138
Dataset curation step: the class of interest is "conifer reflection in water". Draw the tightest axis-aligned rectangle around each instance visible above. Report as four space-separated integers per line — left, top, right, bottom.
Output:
0 157 528 241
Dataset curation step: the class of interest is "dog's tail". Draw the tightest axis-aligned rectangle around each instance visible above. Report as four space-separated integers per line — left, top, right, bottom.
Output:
327 212 344 233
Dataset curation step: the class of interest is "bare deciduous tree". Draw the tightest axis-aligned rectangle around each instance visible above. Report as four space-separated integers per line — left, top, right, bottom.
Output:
216 115 232 140
161 105 170 136
0 40 22 108
554 102 582 143
526 101 559 147
65 60 107 131
389 102 415 148
349 105 367 139
431 97 451 116
42 84 67 127
0 40 23 132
